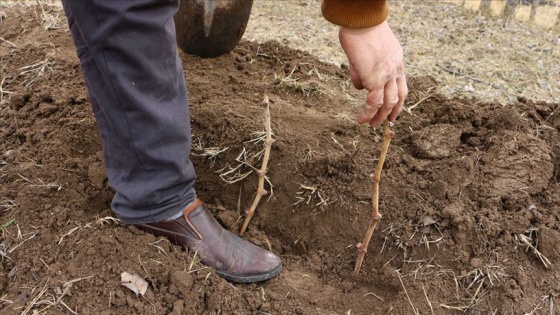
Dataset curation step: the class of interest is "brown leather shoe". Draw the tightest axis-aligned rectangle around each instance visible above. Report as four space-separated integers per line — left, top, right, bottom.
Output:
133 199 282 283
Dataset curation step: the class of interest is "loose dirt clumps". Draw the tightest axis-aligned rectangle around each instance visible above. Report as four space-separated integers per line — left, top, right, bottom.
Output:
2 5 560 315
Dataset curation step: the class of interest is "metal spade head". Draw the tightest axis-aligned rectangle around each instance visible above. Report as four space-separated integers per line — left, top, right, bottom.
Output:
174 0 254 58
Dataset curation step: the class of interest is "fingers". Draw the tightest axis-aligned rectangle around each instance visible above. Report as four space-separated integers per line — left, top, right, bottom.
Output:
368 80 399 127
357 87 383 124
349 63 364 90
389 75 408 122
339 21 407 128
357 76 408 127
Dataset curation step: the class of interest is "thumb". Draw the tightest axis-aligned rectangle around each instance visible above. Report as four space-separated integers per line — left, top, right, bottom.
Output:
357 108 369 124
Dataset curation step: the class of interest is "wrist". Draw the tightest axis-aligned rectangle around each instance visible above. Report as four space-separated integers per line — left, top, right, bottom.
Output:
322 0 389 28
339 21 388 36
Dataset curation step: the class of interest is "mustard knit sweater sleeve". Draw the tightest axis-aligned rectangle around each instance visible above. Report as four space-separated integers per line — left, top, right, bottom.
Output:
321 0 389 28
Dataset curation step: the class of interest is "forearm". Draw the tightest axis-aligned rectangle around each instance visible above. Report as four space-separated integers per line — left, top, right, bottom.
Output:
321 0 388 28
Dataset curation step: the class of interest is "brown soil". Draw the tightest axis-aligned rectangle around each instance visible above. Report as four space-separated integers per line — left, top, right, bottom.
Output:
2 5 560 315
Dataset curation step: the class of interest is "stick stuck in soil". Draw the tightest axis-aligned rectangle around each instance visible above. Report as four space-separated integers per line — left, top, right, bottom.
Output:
239 94 273 235
354 121 394 276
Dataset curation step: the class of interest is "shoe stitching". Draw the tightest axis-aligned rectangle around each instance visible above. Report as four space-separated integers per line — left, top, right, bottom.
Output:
184 199 203 239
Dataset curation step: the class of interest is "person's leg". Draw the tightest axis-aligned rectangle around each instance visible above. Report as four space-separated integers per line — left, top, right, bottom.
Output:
61 0 282 283
62 0 194 224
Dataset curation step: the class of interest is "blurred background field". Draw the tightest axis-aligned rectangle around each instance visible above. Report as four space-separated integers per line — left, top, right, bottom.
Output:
244 0 560 104
461 0 559 27
2 0 559 104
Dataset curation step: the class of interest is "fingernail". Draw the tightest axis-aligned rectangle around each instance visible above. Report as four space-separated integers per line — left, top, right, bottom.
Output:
357 114 367 124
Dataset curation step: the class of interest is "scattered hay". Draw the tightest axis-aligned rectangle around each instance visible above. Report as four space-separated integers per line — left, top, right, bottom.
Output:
194 145 229 165
19 276 93 315
0 198 17 212
273 66 326 98
396 269 420 315
293 183 329 207
34 1 62 30
95 215 120 226
0 242 10 262
216 131 273 192
516 229 552 268
217 147 257 184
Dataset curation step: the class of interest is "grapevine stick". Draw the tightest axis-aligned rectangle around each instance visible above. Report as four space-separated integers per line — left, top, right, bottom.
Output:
240 94 273 235
354 120 394 276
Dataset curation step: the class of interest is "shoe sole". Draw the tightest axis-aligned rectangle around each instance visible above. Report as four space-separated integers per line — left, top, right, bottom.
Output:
216 264 282 283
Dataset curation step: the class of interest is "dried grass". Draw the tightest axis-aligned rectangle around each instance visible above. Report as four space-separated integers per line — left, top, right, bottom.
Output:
293 183 329 207
18 276 93 315
0 198 18 212
516 230 552 268
396 269 420 315
0 0 62 8
216 131 274 194
462 0 560 27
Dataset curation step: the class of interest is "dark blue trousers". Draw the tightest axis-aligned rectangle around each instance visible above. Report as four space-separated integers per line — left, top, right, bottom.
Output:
62 0 197 224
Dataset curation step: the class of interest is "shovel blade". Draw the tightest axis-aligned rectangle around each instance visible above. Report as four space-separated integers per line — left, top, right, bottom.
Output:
174 0 254 58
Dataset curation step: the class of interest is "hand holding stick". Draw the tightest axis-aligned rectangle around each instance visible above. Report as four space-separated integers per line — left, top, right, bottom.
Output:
354 120 394 276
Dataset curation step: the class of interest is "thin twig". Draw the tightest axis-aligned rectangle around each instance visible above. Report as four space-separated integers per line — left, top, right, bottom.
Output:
423 283 435 315
397 270 419 315
354 121 394 276
240 94 274 235
188 250 198 272
8 233 36 253
364 292 384 301
405 95 432 114
0 37 16 48
20 278 50 315
516 233 552 268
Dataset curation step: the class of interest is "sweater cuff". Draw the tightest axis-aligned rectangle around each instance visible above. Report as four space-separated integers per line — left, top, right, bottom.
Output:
321 0 388 28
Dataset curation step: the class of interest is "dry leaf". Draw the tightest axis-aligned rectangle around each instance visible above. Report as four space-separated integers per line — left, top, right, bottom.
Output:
422 215 437 226
121 271 148 297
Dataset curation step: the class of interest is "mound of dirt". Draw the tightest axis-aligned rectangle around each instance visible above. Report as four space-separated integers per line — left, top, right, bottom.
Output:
2 6 560 314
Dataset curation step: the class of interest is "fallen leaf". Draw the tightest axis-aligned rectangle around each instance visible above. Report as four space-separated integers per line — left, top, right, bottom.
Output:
121 272 148 297
422 215 437 226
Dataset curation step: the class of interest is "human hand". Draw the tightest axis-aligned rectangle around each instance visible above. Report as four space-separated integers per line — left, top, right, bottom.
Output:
339 21 407 127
